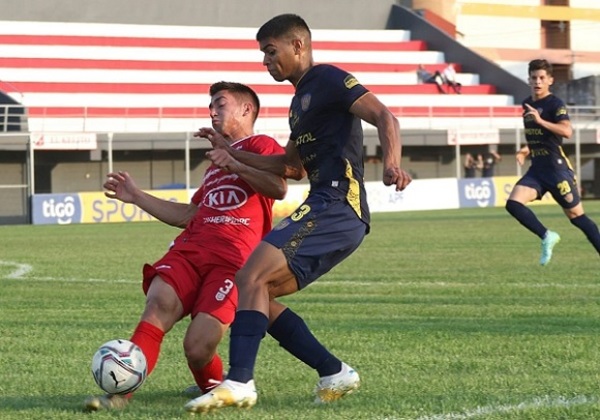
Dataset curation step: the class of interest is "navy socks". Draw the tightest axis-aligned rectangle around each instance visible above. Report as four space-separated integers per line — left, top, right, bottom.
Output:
505 199 547 239
506 199 600 255
268 308 341 377
227 308 344 382
227 310 268 383
570 214 600 254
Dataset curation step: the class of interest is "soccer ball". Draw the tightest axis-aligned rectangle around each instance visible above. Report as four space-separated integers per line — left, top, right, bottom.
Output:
91 339 147 395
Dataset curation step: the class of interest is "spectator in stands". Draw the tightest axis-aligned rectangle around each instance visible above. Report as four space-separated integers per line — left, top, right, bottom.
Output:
416 64 446 93
463 152 482 178
442 63 462 94
481 150 501 177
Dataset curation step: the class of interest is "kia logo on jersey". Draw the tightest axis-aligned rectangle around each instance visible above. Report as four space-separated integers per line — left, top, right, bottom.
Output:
203 185 248 211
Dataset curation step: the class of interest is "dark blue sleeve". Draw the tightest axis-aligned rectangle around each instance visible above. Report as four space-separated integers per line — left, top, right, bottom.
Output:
552 97 570 122
323 65 369 110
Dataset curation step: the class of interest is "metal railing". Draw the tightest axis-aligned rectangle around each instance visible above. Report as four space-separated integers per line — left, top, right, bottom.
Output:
1 103 599 224
0 104 27 132
1 104 529 134
3 103 598 133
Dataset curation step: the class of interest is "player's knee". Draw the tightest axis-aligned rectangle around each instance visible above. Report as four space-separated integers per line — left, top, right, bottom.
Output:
145 293 179 316
234 266 262 292
140 295 181 331
143 277 181 319
183 338 216 368
564 204 584 220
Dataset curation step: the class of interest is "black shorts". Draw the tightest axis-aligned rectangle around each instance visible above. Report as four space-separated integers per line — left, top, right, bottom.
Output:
517 166 580 209
264 194 368 289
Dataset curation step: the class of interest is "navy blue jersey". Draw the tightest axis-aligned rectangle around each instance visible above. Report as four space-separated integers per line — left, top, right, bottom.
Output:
522 94 572 171
519 93 579 208
289 64 370 225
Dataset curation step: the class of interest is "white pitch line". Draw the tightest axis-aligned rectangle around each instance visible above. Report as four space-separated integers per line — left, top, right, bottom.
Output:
0 261 599 289
1 270 600 290
0 275 138 284
381 395 597 420
0 260 32 279
319 281 600 289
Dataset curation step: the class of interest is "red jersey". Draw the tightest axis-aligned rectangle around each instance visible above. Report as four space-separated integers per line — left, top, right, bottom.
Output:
172 134 284 267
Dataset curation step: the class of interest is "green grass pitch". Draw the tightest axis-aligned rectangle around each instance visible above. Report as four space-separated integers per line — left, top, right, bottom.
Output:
1 203 599 419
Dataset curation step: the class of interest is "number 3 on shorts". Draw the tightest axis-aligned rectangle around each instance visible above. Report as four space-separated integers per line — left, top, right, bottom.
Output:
291 204 311 221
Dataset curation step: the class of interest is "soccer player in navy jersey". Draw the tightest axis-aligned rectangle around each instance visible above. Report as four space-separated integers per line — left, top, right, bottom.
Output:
505 59 600 265
185 14 412 413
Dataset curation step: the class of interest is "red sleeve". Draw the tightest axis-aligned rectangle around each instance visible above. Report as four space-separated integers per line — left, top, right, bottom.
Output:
190 184 204 206
244 134 285 156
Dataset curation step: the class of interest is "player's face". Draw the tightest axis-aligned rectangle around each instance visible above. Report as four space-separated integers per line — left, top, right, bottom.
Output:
259 37 298 82
528 69 553 100
209 91 244 136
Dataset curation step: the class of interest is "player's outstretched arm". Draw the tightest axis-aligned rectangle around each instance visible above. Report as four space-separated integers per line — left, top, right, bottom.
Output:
103 171 197 228
231 143 305 181
350 93 412 191
201 127 305 181
206 149 287 199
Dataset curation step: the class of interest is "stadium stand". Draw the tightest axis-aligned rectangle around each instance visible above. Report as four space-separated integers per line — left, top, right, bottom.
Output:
0 20 522 136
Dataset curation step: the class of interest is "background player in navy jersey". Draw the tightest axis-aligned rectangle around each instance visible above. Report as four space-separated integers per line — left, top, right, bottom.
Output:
505 59 600 265
185 14 412 413
84 82 286 411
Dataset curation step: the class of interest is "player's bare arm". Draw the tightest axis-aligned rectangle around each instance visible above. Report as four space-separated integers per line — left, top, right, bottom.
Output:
516 146 530 166
206 149 287 200
196 127 304 180
230 142 303 181
281 140 307 180
349 92 412 191
523 104 572 139
217 141 304 182
104 171 197 228
195 127 231 150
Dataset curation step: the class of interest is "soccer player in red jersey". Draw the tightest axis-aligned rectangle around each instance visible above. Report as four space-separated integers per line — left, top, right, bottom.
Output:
505 59 600 265
84 81 286 411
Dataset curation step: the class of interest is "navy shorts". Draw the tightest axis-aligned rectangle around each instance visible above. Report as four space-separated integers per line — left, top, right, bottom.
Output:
264 194 368 289
516 166 580 209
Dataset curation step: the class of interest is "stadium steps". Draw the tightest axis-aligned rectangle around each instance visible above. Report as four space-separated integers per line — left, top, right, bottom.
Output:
0 21 521 133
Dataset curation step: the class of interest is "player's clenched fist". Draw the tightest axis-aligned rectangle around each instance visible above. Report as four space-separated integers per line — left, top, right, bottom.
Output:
206 149 240 173
194 127 230 150
383 167 412 191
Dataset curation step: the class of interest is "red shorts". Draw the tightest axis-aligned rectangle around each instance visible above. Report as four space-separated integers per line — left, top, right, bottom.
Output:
142 244 238 324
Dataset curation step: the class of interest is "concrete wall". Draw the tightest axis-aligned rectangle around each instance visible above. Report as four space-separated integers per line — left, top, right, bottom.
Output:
0 0 397 29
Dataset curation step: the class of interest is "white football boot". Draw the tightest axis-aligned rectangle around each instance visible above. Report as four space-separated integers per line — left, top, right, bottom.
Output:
314 362 360 403
184 379 257 413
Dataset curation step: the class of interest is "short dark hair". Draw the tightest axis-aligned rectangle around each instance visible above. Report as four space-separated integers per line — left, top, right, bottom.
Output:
528 59 553 76
209 81 260 121
256 13 311 42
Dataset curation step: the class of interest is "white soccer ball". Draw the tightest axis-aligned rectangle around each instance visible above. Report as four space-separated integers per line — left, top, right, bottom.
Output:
91 339 147 395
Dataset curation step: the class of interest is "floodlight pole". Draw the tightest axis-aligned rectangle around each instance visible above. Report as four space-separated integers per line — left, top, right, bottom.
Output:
28 134 35 195
455 141 461 178
575 125 581 190
107 132 114 174
185 132 191 190
515 127 522 177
